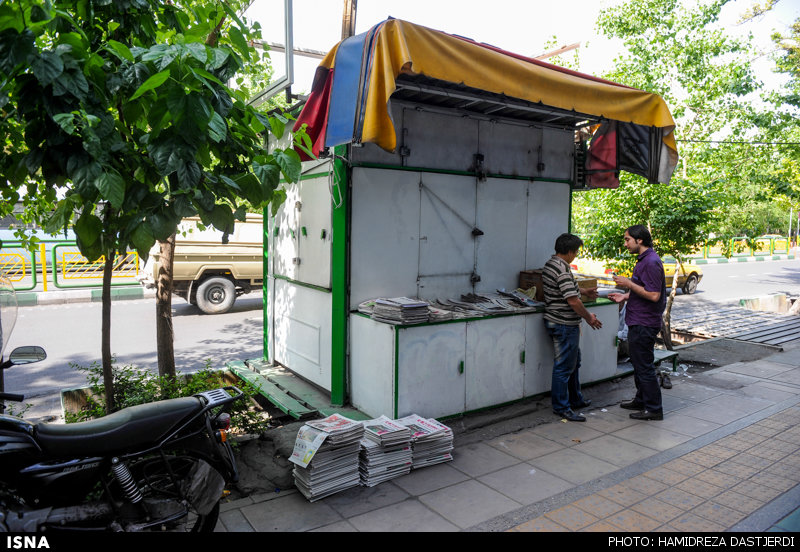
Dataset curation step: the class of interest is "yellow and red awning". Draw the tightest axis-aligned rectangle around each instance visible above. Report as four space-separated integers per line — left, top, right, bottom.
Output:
295 18 678 186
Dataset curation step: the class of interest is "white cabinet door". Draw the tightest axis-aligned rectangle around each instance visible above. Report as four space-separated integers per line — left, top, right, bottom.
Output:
270 182 300 280
524 313 555 397
578 303 620 382
296 176 332 288
465 317 526 411
397 324 467 419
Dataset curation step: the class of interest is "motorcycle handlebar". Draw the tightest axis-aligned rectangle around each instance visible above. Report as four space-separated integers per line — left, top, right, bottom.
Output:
0 392 24 402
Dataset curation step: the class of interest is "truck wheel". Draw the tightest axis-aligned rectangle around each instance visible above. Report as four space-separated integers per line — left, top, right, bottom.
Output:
196 277 236 314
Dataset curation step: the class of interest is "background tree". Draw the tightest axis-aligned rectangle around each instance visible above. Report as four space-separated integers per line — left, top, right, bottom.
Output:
0 0 306 411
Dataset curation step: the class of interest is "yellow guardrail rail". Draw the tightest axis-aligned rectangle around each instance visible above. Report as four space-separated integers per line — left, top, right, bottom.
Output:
0 240 139 291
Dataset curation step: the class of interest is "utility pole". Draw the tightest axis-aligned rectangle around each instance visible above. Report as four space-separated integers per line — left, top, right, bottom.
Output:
342 0 357 40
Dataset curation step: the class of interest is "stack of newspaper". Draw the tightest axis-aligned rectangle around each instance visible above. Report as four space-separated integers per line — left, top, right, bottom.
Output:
396 414 454 469
359 416 413 486
371 297 430 324
289 414 365 502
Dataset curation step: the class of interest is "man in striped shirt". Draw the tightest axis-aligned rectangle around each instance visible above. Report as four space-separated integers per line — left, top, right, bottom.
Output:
543 233 602 422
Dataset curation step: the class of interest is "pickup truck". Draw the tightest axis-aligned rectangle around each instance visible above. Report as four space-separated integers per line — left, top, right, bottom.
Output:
140 215 263 314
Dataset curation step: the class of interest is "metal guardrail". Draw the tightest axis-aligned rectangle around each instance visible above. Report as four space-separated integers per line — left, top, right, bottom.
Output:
0 240 139 291
686 236 793 260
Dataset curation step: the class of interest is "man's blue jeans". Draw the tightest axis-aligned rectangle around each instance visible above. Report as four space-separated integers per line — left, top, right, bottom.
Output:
545 320 586 413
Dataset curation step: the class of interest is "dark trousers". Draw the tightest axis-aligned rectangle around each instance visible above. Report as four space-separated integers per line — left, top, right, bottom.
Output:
628 324 662 412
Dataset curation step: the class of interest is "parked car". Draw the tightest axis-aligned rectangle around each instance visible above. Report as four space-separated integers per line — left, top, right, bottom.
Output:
139 215 263 314
571 256 703 294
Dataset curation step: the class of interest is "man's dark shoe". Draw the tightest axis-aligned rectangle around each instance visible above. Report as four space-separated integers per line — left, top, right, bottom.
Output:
571 399 592 409
620 400 645 410
555 409 586 422
629 410 663 421
661 373 673 389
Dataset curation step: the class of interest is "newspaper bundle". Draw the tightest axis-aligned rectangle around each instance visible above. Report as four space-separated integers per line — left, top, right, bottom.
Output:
396 414 454 469
289 414 365 502
371 297 429 324
359 416 413 486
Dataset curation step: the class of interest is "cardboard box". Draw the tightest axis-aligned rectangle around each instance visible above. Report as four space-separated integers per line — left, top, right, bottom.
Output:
519 269 544 302
576 277 597 303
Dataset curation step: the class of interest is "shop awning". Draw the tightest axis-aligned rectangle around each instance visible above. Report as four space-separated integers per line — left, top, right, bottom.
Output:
294 18 678 186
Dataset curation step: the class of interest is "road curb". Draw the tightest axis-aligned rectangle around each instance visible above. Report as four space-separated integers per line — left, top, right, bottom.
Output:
16 286 156 307
693 254 795 264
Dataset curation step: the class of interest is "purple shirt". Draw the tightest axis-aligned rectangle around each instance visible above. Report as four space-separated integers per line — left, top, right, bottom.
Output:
625 248 666 328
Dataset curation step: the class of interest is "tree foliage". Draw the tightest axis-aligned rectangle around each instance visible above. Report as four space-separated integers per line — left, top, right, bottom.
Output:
0 0 307 410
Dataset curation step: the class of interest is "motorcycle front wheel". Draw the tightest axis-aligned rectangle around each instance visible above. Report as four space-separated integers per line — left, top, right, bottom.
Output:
129 454 224 532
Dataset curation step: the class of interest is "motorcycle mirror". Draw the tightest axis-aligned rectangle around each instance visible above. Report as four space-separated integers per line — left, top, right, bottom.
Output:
8 346 47 366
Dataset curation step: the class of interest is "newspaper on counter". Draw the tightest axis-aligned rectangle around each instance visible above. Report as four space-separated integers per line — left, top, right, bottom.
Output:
396 414 454 469
291 414 365 502
372 297 430 324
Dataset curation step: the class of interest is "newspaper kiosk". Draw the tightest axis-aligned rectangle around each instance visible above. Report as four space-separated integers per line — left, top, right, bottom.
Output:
265 19 678 420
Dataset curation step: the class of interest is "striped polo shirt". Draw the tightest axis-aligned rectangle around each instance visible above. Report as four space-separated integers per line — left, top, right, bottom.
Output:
542 254 581 325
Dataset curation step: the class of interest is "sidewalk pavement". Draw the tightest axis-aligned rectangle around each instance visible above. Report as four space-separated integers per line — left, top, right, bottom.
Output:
215 340 800 533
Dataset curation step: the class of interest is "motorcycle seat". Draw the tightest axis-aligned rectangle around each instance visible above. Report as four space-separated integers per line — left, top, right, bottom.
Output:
35 396 204 457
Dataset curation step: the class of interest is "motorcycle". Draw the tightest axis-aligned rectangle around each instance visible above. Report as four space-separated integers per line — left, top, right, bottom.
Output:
0 275 242 532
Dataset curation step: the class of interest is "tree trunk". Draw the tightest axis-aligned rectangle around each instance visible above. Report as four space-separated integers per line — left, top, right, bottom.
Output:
661 259 681 351
101 249 115 413
156 234 177 380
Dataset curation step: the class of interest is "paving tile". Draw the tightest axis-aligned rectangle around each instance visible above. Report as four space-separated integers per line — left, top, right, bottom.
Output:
630 497 685 523
642 466 692 486
654 487 706 510
692 501 748 526
662 383 723 402
769 367 800 386
572 493 626 518
580 520 623 532
775 506 800 531
697 444 740 461
612 423 693 451
241 492 342 532
450 442 520 477
728 452 774 470
669 512 726 532
730 479 784 502
392 461 470 496
661 394 695 413
347 499 459 532
620 474 670 496
310 520 358 532
528 447 620 485
418 480 520 529
678 403 757 425
712 490 765 515
657 413 722 437
605 509 662 532
530 420 605 447
598 483 648 507
662 457 708 476
725 359 796 379
681 450 725 468
676 478 724 500
766 462 800 482
218 509 255 532
573 434 659 467
715 435 758 451
693 468 744 489
509 516 569 532
748 471 798 492
581 409 639 432
544 504 600 530
324 481 409 518
477 462 572 505
738 382 797 403
714 459 762 479
486 429 565 460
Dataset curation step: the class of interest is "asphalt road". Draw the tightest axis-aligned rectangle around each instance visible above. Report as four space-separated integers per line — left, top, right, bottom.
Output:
4 293 265 398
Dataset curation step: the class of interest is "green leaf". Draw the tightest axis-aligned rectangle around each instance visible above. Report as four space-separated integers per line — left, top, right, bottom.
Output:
186 43 207 64
131 222 156 256
227 26 250 61
274 149 301 182
75 212 103 247
268 115 285 139
95 172 126 209
31 51 64 86
53 113 76 135
210 203 234 232
44 200 74 235
208 112 227 142
106 40 134 62
130 69 171 101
